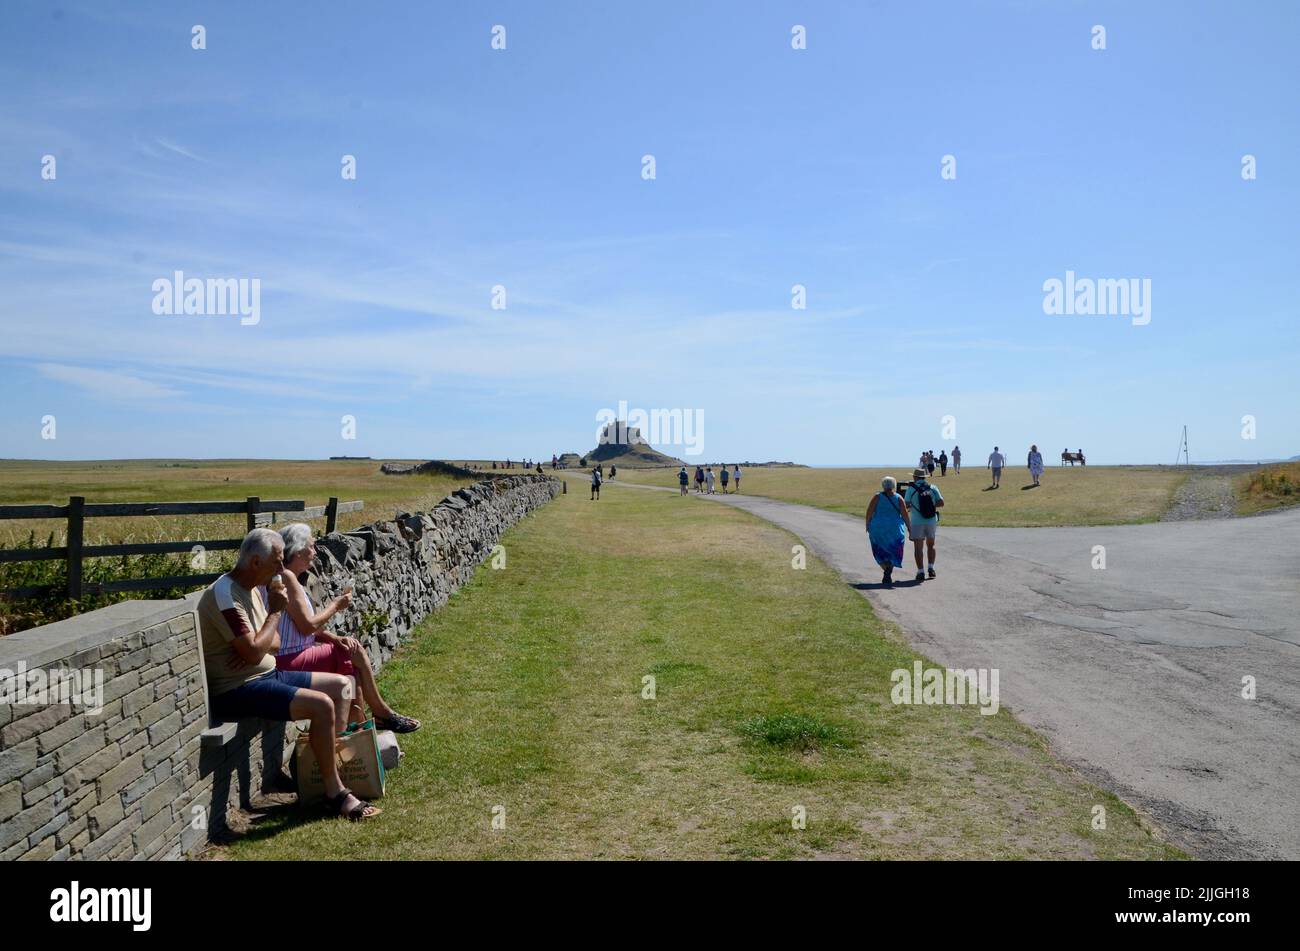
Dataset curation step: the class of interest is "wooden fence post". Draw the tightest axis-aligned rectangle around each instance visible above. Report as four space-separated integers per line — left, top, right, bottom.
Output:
246 497 260 533
325 497 339 535
67 496 85 601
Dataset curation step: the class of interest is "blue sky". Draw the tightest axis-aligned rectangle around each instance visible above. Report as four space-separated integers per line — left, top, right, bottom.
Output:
1 1 1297 465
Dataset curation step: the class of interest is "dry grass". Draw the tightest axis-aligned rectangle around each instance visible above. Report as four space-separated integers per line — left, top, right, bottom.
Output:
1237 462 1300 516
0 458 474 635
0 458 469 547
615 464 1189 527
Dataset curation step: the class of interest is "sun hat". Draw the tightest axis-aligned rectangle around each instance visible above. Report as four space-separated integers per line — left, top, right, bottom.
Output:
913 468 927 480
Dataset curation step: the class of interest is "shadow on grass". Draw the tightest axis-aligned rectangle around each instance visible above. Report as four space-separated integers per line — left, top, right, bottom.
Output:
208 796 332 848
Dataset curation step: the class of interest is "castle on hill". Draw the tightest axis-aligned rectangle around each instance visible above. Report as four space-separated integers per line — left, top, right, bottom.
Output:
598 420 646 447
581 419 685 467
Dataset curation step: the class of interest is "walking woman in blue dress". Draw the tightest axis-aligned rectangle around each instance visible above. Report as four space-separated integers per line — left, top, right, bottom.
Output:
865 476 912 587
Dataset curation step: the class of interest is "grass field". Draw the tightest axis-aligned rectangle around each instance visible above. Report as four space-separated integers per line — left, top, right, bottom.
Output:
614 465 1190 527
0 458 469 547
227 484 1182 860
0 458 474 634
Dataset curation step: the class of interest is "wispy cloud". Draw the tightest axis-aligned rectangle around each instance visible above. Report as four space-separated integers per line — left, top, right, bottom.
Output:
36 363 183 402
135 137 208 163
153 138 207 162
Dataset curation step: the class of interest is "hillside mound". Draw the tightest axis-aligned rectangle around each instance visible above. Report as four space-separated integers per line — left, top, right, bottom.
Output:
381 460 479 478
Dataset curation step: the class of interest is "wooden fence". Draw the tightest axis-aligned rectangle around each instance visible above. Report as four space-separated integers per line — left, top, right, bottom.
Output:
0 496 363 601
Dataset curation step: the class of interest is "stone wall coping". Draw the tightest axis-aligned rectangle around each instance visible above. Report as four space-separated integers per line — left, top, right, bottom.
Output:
202 718 311 749
200 722 239 748
0 591 202 669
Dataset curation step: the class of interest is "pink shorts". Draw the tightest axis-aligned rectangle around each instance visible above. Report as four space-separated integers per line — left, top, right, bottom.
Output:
275 641 355 676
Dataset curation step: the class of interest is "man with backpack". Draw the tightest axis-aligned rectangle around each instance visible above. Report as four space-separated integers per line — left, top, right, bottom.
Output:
904 467 944 582
591 465 602 500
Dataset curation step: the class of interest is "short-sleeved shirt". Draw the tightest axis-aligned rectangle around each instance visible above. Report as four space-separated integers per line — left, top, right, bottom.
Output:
904 481 944 526
198 574 276 696
988 452 1006 468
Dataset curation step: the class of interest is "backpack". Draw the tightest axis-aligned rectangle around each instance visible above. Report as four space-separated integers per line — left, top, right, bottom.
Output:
912 482 937 519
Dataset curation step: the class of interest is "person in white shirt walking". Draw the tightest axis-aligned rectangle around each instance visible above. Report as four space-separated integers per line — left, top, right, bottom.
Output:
705 466 716 494
987 446 1006 488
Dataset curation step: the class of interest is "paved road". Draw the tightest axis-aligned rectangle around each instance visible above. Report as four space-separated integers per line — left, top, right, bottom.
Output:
581 475 1300 859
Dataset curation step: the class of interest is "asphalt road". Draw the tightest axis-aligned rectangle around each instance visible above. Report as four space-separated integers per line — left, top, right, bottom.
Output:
583 474 1300 859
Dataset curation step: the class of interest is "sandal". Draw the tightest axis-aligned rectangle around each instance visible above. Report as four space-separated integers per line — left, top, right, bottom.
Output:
375 712 421 734
325 788 382 821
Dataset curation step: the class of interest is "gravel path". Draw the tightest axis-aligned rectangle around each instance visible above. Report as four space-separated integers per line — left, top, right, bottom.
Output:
1161 470 1240 521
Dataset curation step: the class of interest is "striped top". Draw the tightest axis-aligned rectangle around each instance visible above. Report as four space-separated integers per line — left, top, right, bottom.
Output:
258 583 318 657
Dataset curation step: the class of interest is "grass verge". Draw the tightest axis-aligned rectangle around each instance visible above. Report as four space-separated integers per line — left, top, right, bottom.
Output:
227 483 1183 860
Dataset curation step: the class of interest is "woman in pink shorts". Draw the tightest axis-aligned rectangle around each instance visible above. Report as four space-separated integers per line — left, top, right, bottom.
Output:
269 523 420 733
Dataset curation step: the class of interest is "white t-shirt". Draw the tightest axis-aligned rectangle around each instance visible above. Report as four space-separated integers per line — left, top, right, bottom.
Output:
988 452 1006 468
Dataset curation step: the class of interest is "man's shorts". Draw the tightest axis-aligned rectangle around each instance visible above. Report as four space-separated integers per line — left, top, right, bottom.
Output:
992 467 1002 478
909 521 938 541
211 669 313 722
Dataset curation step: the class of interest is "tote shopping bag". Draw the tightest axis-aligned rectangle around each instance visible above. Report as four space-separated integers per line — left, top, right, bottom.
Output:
296 719 387 802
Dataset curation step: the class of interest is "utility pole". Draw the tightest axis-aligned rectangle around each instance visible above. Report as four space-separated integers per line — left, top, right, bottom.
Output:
1174 425 1190 466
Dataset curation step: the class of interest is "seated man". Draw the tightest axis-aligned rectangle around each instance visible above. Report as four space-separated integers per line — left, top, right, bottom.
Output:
198 528 379 820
